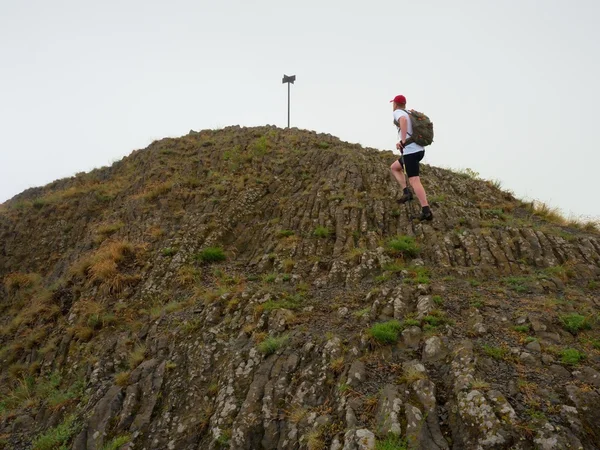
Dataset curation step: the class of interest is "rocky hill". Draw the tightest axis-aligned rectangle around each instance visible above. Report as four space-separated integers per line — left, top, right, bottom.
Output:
0 126 599 450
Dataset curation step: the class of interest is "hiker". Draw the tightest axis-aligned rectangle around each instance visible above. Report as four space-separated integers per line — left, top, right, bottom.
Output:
389 94 433 221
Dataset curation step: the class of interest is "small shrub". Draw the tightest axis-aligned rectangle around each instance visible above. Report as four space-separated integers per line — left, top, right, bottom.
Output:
262 294 303 312
513 324 530 333
369 320 403 344
195 247 226 263
101 435 131 450
258 335 290 355
403 318 420 327
31 414 78 450
317 141 330 149
313 226 332 238
386 236 420 258
482 344 508 360
560 348 585 365
403 266 430 285
162 247 177 256
432 295 443 305
115 371 130 386
129 345 146 369
560 313 592 334
262 273 277 283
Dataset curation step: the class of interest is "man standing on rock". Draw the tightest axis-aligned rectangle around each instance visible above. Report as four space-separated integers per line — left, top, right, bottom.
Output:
389 95 433 221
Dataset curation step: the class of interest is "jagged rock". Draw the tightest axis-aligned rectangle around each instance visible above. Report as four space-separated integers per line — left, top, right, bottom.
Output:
572 366 600 388
467 309 487 336
375 384 402 435
525 340 541 353
342 428 376 450
268 308 295 333
519 351 540 366
347 360 366 387
541 354 555 365
85 385 124 449
549 364 571 378
402 326 422 349
534 421 584 450
486 390 517 425
565 385 600 443
422 336 447 363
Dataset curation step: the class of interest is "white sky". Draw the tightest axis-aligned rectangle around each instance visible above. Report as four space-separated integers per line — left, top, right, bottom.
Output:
1 0 599 220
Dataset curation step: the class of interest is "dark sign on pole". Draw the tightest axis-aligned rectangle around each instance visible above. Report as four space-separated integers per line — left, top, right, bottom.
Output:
282 75 296 128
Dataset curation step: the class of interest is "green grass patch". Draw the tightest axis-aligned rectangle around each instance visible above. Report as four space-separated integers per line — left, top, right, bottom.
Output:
560 313 592 334
258 335 290 355
513 324 530 333
432 295 443 305
101 435 131 450
482 344 508 360
262 294 303 312
32 414 79 450
195 247 226 263
560 348 585 365
277 229 295 238
368 320 403 344
385 236 420 258
313 226 332 238
502 276 532 293
376 433 407 450
403 266 430 285
162 247 177 256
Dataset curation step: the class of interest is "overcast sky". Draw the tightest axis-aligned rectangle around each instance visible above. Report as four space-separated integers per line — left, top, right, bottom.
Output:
1 0 599 220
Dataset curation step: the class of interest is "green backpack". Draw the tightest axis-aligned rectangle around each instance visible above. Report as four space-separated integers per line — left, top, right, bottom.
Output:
402 109 434 147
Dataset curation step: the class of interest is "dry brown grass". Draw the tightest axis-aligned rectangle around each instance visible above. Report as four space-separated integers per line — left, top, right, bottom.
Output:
526 200 568 225
145 225 165 240
329 357 345 375
115 371 130 386
3 273 41 294
69 240 140 294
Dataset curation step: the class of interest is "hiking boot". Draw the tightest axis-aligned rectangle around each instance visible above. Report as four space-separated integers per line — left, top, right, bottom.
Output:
418 207 434 222
397 191 413 204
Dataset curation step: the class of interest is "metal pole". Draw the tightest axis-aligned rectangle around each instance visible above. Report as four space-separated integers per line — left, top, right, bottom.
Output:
287 82 290 128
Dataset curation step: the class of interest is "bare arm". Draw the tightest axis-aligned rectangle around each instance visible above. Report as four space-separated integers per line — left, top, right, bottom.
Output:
399 116 408 144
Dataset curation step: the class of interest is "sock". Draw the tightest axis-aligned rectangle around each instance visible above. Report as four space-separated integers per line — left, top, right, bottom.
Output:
403 187 410 195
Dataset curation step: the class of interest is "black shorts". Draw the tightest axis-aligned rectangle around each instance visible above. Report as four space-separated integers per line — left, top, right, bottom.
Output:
399 151 425 178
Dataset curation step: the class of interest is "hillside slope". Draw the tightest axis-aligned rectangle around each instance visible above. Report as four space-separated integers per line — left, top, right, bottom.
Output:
1 126 599 450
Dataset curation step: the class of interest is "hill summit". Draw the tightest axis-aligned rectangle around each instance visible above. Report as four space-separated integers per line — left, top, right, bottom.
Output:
1 126 599 450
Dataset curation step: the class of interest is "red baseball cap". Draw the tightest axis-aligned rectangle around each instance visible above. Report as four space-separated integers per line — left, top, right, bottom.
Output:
390 95 406 104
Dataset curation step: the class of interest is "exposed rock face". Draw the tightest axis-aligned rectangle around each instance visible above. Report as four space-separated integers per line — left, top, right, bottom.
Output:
0 126 599 449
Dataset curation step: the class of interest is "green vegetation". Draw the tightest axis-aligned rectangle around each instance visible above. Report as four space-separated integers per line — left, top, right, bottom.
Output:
101 435 131 450
162 247 177 256
32 414 79 450
502 276 532 293
432 295 443 305
195 247 226 263
482 344 509 360
560 348 585 365
129 345 146 369
385 236 420 258
277 229 295 238
368 320 403 344
560 313 592 334
262 294 303 312
403 266 430 285
258 335 290 355
376 434 407 450
313 226 332 238
513 324 530 333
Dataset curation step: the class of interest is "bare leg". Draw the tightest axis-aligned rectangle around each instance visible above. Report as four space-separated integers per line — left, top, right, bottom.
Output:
390 160 407 189
409 176 429 207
